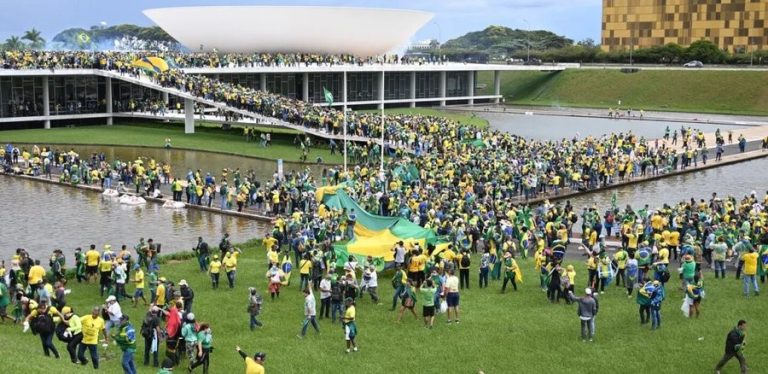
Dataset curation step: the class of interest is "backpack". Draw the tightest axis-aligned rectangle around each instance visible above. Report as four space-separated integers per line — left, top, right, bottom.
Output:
660 270 671 283
460 255 471 268
140 314 155 338
31 308 55 335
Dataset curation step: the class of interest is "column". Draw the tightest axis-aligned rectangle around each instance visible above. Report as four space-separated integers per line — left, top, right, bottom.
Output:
105 77 113 125
493 70 501 104
467 70 475 105
341 71 348 107
378 70 385 110
302 72 309 102
184 98 195 134
42 76 50 129
162 92 170 122
162 91 169 105
260 74 267 92
438 71 447 107
409 71 416 108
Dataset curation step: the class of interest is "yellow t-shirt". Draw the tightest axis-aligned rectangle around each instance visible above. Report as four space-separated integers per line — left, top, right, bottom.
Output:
299 259 312 275
28 265 46 284
344 305 356 321
156 284 166 306
245 357 265 374
224 255 238 272
86 250 100 266
99 260 113 273
80 315 105 345
209 261 222 274
134 270 145 289
669 231 680 246
658 248 670 264
263 237 278 251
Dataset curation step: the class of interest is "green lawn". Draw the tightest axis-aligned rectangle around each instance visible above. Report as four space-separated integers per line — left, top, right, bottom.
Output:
478 69 768 115
0 123 344 164
1 241 765 373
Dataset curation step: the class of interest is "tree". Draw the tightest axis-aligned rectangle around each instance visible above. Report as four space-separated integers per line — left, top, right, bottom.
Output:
22 28 45 50
4 36 26 50
685 40 726 64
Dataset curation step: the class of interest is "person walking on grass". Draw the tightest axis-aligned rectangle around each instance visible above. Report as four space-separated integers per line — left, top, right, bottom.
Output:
132 265 148 307
715 320 748 374
396 279 418 323
501 252 519 293
297 288 319 338
419 279 437 329
444 269 461 324
568 288 597 342
236 346 266 374
248 287 263 330
342 297 358 353
112 315 137 374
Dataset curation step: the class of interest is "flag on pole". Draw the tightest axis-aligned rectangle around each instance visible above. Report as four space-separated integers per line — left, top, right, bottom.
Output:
611 191 618 212
323 87 333 106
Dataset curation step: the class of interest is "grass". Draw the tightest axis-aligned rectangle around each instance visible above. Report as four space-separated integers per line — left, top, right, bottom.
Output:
0 122 344 164
1 241 765 374
477 69 768 116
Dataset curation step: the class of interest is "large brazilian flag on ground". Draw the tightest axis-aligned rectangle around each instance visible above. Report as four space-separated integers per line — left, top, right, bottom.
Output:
316 185 448 270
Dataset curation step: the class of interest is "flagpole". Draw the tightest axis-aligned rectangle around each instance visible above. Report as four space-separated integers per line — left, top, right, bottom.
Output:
380 65 385 187
343 104 348 174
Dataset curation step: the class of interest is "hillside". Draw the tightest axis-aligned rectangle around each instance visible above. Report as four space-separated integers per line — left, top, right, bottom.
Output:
425 25 572 59
477 69 768 115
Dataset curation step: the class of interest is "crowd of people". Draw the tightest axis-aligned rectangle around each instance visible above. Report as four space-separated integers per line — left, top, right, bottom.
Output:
1 187 765 372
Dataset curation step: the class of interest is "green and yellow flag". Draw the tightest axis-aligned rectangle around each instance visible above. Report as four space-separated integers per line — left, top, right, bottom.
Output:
323 87 333 106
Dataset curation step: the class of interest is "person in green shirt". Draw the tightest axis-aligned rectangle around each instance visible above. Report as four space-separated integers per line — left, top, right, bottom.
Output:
111 315 137 374
147 271 158 305
419 279 437 329
0 282 11 323
61 306 82 363
157 358 175 374
189 323 212 373
395 280 418 323
182 313 201 370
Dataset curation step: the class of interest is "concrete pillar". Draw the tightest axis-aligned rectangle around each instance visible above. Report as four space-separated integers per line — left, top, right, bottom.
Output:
409 71 416 108
341 71 347 107
493 70 501 104
439 71 447 107
378 70 385 110
302 72 309 102
467 71 475 105
162 91 170 122
105 77 113 125
260 74 267 92
184 98 195 134
42 76 50 129
162 91 169 105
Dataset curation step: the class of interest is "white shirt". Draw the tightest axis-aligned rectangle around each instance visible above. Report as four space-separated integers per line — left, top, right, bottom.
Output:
319 279 332 299
394 246 406 263
364 270 378 288
304 293 316 316
114 264 127 284
107 302 123 322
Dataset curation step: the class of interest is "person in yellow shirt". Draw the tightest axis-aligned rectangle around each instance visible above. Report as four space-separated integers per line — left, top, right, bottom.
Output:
27 260 46 286
298 254 313 291
25 300 62 358
132 265 147 307
236 346 265 374
79 306 107 368
613 248 628 287
156 278 167 307
741 247 759 297
209 255 222 289
342 297 358 353
98 253 113 297
668 230 681 261
224 250 238 289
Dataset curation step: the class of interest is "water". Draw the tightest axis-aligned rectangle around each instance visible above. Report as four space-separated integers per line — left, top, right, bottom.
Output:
562 157 768 214
481 112 747 140
0 175 269 260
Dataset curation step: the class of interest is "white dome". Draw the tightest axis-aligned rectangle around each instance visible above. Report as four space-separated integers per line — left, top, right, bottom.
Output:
144 6 434 55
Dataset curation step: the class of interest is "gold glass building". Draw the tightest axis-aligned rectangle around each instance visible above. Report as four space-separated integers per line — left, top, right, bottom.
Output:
602 0 768 52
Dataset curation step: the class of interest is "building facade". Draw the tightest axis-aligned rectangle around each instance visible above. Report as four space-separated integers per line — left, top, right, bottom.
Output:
602 0 768 53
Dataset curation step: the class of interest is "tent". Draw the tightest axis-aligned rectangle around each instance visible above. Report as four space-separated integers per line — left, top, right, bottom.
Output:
318 187 448 270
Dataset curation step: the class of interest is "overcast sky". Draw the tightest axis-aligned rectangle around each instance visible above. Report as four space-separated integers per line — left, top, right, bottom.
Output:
0 0 601 45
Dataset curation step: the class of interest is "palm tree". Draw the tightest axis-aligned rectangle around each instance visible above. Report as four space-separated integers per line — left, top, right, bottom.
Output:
22 28 45 50
4 36 25 51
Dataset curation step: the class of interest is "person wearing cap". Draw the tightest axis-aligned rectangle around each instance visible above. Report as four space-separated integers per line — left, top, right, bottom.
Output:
236 346 265 374
105 295 123 333
112 315 137 374
361 265 380 304
208 254 222 290
342 297 358 353
114 256 129 302
248 287 264 330
740 245 759 297
180 280 195 313
155 277 167 307
25 300 62 358
182 313 201 370
98 251 114 297
61 306 82 363
132 264 147 307
78 306 106 368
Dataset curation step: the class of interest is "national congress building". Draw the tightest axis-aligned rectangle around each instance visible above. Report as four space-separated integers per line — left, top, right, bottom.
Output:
602 0 768 52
